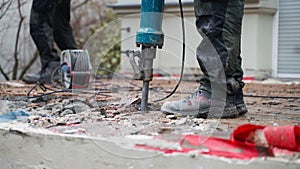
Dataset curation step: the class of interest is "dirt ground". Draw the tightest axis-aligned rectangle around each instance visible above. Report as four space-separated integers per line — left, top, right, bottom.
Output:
0 78 299 139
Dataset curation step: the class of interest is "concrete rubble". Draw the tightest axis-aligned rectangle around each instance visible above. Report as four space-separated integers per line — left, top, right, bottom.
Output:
0 79 300 169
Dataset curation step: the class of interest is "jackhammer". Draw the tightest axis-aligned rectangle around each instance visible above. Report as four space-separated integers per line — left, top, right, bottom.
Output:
130 0 165 113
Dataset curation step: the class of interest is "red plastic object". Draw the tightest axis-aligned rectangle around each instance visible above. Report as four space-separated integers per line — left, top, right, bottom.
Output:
136 134 264 160
231 124 300 152
135 124 300 160
243 76 255 81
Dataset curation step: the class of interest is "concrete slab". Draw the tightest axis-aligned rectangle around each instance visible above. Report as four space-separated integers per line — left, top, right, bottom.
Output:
1 122 299 169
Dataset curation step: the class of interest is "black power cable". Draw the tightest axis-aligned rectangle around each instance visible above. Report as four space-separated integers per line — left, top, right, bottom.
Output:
244 94 300 100
26 67 142 98
151 88 300 100
153 0 186 103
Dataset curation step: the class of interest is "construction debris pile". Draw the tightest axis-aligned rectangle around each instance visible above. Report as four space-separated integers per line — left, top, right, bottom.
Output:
0 79 299 139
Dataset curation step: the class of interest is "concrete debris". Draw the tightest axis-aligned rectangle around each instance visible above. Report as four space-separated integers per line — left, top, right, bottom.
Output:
175 118 187 125
0 79 299 169
0 81 26 87
60 109 74 116
62 128 86 134
158 127 174 134
0 80 298 156
64 101 91 113
166 115 176 119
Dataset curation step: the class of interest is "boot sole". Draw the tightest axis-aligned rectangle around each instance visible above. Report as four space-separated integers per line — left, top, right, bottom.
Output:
161 105 240 119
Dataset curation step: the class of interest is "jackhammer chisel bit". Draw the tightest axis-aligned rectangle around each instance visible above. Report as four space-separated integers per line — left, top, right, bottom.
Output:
134 0 165 113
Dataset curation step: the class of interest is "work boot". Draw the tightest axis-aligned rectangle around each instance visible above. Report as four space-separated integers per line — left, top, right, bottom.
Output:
161 90 240 118
200 90 247 118
235 89 248 115
226 78 248 116
161 90 211 116
23 61 60 84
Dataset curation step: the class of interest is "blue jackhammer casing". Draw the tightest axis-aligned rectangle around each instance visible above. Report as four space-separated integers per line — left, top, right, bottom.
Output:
136 0 165 48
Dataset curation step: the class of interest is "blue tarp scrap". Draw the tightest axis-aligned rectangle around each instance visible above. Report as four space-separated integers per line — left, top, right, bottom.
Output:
0 110 29 122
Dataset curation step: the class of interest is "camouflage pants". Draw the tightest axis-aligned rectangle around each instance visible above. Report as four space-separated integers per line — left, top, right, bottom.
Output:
30 0 77 68
194 0 245 95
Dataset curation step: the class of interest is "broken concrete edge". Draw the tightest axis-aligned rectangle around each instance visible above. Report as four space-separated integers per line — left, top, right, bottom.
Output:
0 122 299 169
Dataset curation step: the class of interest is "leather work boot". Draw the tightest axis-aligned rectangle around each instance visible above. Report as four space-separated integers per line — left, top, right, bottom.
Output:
235 89 248 115
161 90 241 119
23 61 60 84
226 78 248 116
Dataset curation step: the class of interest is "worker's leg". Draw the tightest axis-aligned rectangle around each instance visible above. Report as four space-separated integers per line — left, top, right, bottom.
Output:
195 0 244 91
161 0 247 118
29 0 60 68
54 0 77 50
196 0 247 115
23 0 60 84
222 0 247 115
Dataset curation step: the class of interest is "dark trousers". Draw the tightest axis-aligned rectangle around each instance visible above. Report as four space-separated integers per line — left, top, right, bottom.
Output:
194 0 245 95
30 0 77 68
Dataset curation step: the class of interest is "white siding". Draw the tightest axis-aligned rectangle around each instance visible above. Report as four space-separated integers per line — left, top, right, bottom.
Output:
278 0 300 77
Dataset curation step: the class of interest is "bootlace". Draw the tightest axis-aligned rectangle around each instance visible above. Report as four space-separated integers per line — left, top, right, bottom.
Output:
183 90 212 104
183 91 201 102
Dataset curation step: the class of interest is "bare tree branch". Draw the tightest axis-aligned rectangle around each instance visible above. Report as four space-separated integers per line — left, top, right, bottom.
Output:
0 0 13 20
18 49 39 79
12 0 25 80
0 65 10 80
72 0 89 11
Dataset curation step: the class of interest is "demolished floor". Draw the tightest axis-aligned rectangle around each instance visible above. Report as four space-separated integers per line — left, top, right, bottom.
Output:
0 78 300 168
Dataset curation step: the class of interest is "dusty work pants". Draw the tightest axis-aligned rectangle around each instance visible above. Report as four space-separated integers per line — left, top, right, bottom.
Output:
30 0 77 69
194 0 245 96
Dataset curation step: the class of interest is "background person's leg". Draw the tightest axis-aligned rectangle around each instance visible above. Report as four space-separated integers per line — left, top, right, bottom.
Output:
23 0 60 84
54 0 77 50
29 0 60 68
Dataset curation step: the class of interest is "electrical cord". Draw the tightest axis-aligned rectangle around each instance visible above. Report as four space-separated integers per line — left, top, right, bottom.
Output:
26 66 142 98
150 88 300 100
153 0 186 103
243 94 300 100
26 78 119 99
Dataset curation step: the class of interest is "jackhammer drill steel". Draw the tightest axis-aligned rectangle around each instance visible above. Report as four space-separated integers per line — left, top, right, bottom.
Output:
141 81 150 113
140 47 157 112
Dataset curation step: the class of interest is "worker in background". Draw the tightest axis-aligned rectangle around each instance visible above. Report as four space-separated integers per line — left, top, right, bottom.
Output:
23 0 77 84
161 0 248 118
